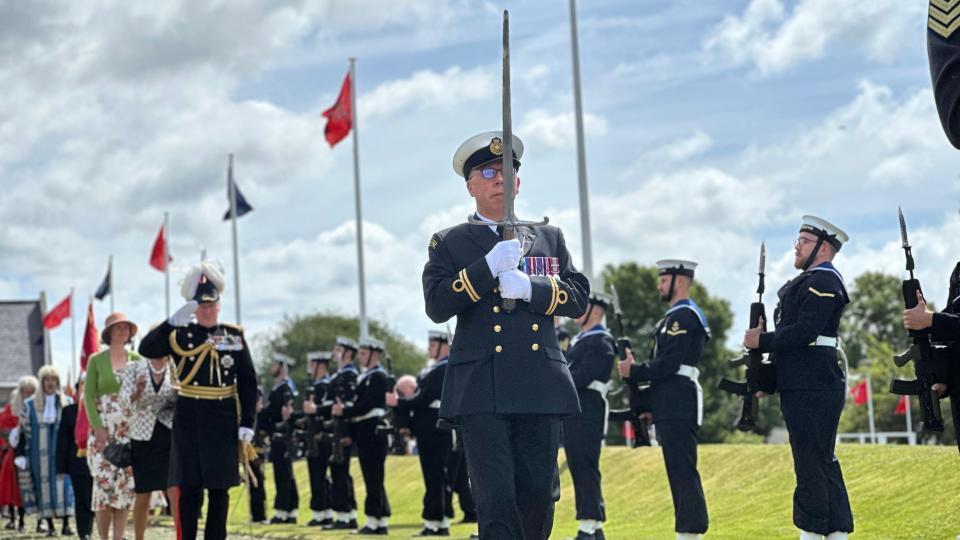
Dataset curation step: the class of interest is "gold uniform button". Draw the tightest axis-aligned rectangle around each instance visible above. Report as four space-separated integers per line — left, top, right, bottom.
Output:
531 324 539 331
495 345 503 353
494 325 502 333
531 344 540 351
493 306 501 313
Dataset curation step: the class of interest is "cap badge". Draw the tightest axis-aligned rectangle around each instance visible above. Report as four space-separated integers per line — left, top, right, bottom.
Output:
489 137 503 156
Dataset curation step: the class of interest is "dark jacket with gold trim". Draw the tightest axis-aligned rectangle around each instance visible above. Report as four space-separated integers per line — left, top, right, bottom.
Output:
423 221 588 418
929 1 960 148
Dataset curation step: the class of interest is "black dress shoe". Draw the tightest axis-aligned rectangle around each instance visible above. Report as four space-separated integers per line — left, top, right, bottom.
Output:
268 516 287 524
62 524 74 536
322 521 354 530
284 517 297 524
414 527 450 536
354 526 388 535
306 519 324 527
572 530 606 540
349 519 358 528
46 528 58 537
4 521 14 530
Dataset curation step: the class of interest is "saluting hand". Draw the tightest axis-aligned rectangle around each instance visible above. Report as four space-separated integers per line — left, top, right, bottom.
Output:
618 348 635 379
743 317 765 349
168 300 198 327
903 290 934 331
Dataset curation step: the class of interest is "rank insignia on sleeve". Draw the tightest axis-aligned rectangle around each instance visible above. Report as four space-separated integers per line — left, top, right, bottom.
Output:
430 237 438 250
930 0 960 39
666 320 687 336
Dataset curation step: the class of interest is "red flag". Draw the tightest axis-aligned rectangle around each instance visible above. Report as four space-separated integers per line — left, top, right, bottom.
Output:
895 395 909 415
849 380 868 405
149 222 170 271
323 72 352 147
42 292 72 329
75 302 98 453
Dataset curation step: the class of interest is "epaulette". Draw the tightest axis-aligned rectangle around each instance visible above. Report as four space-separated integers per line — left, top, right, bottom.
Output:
428 225 458 251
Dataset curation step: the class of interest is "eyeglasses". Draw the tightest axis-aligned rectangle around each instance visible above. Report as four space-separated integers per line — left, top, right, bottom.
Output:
795 237 816 248
471 166 518 180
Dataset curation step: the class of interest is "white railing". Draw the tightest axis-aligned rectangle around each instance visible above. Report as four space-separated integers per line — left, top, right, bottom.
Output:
837 431 916 445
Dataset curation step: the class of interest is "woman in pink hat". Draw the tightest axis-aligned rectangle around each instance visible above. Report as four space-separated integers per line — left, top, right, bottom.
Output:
83 313 139 540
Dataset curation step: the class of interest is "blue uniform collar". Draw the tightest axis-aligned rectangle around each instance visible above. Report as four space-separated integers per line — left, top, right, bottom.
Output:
808 261 848 297
571 323 611 347
359 363 384 382
664 299 711 339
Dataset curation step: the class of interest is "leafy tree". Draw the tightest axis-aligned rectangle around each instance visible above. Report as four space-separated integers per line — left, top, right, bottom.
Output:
839 272 912 369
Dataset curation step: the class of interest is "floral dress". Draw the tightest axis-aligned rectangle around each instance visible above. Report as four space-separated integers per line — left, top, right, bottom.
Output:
87 369 135 510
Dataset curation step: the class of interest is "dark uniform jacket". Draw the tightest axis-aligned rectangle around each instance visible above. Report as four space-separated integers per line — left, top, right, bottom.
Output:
629 300 709 423
55 403 89 478
565 326 615 422
139 320 257 488
928 2 960 148
266 380 296 428
423 221 589 418
396 359 447 436
342 365 388 422
757 263 849 392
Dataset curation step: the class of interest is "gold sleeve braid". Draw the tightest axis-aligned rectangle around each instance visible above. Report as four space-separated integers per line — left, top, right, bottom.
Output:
545 275 569 316
452 268 480 302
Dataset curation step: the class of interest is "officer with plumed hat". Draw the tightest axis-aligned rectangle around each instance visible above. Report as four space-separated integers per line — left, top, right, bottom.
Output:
743 216 854 540
619 259 710 540
303 351 335 526
423 131 589 539
138 261 257 540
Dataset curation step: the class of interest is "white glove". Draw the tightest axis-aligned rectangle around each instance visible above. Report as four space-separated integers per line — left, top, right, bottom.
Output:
168 300 198 327
498 269 532 301
238 427 254 443
13 456 27 470
8 427 18 448
485 239 521 276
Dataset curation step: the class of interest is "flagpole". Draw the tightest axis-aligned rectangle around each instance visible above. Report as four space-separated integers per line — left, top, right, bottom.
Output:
228 154 242 324
108 255 115 313
349 57 369 340
905 396 913 444
70 287 76 373
568 0 594 284
865 370 876 444
40 291 51 366
164 212 170 318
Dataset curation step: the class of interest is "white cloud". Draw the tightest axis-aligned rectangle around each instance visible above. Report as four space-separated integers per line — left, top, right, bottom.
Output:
703 0 924 75
360 66 496 120
518 108 608 150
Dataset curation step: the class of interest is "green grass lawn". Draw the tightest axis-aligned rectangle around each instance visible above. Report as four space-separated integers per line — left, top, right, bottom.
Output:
214 444 960 539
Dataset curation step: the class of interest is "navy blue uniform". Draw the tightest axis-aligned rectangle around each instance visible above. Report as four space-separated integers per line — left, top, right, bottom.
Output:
319 364 359 523
756 262 854 536
628 299 709 534
307 375 333 519
266 380 299 517
562 325 615 523
929 0 960 148
138 320 257 540
423 220 588 540
341 365 391 522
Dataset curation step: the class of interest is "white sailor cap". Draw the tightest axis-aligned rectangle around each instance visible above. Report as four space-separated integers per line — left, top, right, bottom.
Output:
306 351 333 364
359 337 386 352
180 261 225 303
272 352 296 367
428 330 450 343
656 259 698 279
452 131 524 179
335 336 358 351
799 215 848 250
588 291 613 308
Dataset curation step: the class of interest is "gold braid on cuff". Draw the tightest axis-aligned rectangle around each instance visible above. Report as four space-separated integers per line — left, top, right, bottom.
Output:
452 268 480 302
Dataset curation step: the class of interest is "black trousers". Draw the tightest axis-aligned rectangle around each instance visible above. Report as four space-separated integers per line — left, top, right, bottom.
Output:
307 442 332 512
179 486 228 540
446 447 476 518
354 420 391 519
248 457 267 522
780 390 854 535
459 414 560 540
69 472 94 538
270 440 299 513
330 441 356 514
656 420 708 534
417 429 452 521
562 417 605 521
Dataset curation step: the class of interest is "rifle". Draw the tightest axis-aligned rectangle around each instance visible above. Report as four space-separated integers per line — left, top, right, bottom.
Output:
608 284 652 447
718 242 769 431
890 208 946 433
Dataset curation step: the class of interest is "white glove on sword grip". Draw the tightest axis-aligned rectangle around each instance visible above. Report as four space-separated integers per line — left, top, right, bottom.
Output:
169 300 199 327
498 269 532 301
238 427 254 442
485 239 521 276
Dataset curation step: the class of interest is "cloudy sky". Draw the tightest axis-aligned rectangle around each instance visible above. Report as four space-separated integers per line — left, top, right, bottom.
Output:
3 0 959 377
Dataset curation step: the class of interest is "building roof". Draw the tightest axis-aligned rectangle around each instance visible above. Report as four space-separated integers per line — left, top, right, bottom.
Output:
0 300 47 394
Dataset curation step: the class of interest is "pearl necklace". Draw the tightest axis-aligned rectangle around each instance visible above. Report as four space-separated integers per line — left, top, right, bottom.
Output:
149 362 167 375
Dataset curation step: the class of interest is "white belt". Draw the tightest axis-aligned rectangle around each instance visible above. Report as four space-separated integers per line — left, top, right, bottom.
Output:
676 365 700 381
351 408 386 423
428 400 441 409
586 380 611 396
809 336 838 347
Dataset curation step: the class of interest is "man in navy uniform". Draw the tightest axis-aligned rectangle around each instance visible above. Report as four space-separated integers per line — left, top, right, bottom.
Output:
266 353 299 524
322 337 360 530
563 292 616 540
333 337 391 535
744 216 854 540
139 261 257 540
303 351 334 526
619 260 709 540
423 131 589 539
388 330 453 536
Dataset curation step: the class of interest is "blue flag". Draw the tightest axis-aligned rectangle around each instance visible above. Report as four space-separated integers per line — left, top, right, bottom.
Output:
94 264 110 300
223 179 253 221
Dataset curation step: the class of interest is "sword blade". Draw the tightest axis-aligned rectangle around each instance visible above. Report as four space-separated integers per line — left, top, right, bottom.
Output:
609 283 622 316
501 9 516 233
759 242 766 275
898 206 910 248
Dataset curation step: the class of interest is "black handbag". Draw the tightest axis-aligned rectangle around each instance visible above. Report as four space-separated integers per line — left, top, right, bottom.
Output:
103 441 132 468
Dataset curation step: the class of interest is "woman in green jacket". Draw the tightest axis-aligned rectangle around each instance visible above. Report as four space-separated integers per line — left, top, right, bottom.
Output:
84 312 139 540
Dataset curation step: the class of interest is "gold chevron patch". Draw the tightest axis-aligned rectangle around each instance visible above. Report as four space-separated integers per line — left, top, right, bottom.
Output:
808 287 835 298
666 320 687 336
930 0 960 38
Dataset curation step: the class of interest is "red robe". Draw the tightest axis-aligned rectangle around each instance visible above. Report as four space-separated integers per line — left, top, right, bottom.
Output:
0 403 22 507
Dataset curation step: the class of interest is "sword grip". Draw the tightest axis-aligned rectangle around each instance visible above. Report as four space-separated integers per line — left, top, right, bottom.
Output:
501 226 517 312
